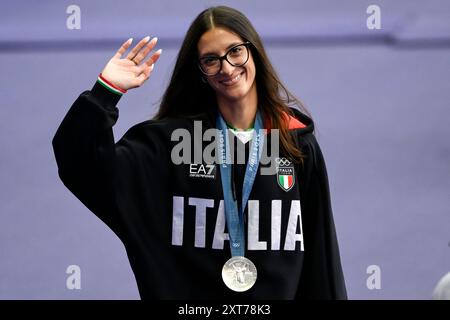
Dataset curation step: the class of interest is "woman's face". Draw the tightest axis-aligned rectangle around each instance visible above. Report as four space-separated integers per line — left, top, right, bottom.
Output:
197 27 257 104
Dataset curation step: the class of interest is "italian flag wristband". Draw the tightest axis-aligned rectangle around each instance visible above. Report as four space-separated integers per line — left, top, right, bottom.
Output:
97 73 127 95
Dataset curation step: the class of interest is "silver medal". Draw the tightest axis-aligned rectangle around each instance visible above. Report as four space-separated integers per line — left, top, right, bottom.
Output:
222 256 257 292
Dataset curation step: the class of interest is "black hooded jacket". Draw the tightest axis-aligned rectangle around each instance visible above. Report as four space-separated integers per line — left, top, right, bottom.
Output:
52 81 347 300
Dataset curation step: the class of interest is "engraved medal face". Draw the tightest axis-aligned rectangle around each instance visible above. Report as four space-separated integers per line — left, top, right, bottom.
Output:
222 256 257 292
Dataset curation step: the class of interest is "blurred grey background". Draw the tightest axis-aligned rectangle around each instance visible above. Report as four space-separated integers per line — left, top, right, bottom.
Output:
0 0 449 299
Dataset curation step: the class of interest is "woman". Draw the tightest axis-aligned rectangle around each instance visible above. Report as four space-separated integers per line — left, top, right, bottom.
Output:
52 6 347 299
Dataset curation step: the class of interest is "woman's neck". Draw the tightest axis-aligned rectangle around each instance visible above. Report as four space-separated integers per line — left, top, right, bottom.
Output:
216 93 258 130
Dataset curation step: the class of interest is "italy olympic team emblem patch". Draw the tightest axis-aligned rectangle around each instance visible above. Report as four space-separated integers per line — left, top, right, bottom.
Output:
276 157 295 192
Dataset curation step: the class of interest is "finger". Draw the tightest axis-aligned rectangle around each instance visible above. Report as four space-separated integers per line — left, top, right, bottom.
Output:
139 63 154 79
114 38 133 59
132 37 158 64
145 49 163 66
135 71 150 87
126 36 151 60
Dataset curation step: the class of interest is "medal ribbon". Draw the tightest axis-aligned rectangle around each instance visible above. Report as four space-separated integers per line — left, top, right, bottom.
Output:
217 109 265 257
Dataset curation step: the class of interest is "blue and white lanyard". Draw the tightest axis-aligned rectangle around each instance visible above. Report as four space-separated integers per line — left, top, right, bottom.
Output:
216 110 265 257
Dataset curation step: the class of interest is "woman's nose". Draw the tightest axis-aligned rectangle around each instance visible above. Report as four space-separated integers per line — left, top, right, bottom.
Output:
220 59 235 75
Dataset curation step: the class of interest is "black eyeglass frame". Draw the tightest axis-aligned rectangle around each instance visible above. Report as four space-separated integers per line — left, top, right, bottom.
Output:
198 41 252 76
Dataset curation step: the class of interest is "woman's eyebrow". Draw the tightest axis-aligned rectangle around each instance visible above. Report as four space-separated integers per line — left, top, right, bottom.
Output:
200 42 241 58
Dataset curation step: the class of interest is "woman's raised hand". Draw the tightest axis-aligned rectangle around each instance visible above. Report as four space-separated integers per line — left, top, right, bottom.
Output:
101 36 162 91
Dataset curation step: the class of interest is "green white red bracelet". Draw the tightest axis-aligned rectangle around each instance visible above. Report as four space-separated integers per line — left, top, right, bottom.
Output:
97 73 127 95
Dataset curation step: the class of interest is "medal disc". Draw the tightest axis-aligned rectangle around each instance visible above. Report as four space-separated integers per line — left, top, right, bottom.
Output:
222 256 257 292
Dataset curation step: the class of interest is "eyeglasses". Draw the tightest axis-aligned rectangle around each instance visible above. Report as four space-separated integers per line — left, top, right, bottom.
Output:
198 42 251 76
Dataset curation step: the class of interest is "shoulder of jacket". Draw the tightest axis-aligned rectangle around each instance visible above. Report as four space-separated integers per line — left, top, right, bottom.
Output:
127 117 192 134
119 118 187 149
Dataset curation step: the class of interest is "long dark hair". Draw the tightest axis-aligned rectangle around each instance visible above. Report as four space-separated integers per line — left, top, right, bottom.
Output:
154 5 311 163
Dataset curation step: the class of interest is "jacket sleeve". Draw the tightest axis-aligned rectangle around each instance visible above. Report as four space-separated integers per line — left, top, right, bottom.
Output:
52 81 126 236
295 134 347 300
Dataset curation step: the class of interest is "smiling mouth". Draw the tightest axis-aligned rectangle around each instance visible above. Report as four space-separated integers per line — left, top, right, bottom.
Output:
220 71 244 86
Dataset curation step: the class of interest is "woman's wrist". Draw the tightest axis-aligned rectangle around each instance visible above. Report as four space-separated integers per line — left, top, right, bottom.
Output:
97 73 128 95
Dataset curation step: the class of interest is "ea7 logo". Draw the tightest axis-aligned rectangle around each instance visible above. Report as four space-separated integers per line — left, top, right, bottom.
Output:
189 164 216 179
